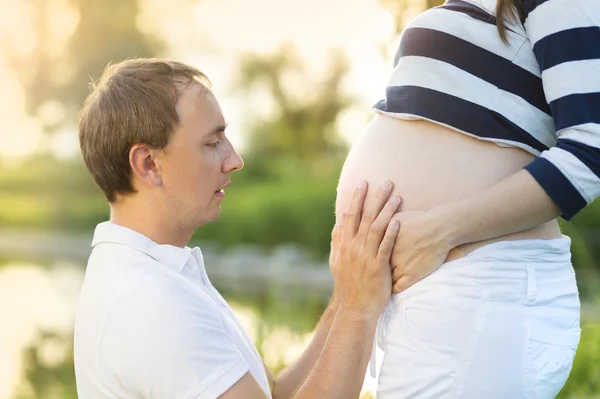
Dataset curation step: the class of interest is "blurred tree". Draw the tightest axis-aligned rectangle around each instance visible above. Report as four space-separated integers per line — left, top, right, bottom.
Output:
379 0 445 34
13 331 77 399
233 44 352 180
9 0 163 133
426 0 446 8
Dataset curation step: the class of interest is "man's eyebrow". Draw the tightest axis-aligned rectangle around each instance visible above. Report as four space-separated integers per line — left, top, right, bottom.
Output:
205 123 228 137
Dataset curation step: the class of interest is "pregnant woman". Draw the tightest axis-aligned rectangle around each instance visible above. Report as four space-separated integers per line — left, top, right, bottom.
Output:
335 0 599 397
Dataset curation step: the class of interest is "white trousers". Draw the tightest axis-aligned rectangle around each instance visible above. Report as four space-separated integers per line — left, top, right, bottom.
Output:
374 236 581 399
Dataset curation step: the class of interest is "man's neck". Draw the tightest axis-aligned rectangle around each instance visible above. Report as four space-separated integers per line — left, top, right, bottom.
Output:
110 198 193 248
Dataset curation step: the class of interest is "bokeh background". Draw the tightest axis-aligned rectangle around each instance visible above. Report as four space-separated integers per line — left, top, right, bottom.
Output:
0 0 598 398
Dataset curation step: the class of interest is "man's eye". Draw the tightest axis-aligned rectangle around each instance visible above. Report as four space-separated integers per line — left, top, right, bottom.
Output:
208 141 221 148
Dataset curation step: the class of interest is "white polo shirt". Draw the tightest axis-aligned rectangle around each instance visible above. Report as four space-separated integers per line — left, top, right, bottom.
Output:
74 222 271 399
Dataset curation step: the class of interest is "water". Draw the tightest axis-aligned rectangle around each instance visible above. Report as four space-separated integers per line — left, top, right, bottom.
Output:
0 261 81 399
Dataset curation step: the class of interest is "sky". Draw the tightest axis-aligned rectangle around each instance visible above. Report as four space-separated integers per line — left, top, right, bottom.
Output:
0 0 401 162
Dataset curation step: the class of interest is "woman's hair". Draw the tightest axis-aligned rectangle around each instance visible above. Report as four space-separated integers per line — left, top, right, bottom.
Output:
496 0 525 43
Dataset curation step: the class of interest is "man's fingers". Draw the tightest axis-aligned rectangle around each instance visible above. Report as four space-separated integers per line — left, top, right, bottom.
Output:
343 181 368 241
329 213 346 266
331 216 344 250
357 181 394 239
331 214 344 240
366 195 402 254
376 219 400 260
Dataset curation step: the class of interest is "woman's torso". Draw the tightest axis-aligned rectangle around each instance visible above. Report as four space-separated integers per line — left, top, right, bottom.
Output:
335 115 562 262
335 0 567 262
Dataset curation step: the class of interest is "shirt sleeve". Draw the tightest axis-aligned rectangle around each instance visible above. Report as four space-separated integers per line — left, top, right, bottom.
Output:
522 0 600 220
99 278 249 399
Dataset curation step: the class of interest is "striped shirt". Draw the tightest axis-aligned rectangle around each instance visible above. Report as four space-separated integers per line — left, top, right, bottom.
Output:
374 0 600 220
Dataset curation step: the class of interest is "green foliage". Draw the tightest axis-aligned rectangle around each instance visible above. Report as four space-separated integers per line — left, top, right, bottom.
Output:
235 44 351 179
0 154 343 257
0 155 107 231
560 218 600 299
426 0 446 8
13 331 77 399
192 164 341 258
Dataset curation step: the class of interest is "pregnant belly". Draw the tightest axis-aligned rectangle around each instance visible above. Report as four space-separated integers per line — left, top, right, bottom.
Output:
336 114 561 262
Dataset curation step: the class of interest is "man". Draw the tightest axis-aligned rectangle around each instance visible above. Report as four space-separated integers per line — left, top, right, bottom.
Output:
74 58 402 398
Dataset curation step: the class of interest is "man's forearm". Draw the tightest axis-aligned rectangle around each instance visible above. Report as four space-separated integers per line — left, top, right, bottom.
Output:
431 169 561 247
272 297 338 399
293 307 378 399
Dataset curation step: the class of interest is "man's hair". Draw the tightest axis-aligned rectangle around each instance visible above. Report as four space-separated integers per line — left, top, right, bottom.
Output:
78 58 210 203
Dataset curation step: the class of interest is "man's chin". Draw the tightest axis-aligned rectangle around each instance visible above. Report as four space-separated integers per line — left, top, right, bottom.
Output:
195 207 222 228
211 206 223 221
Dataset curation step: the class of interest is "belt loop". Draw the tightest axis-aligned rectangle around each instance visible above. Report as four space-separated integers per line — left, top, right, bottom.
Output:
526 266 537 305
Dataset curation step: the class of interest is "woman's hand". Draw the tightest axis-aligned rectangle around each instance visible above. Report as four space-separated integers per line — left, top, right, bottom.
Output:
390 210 455 293
329 180 402 316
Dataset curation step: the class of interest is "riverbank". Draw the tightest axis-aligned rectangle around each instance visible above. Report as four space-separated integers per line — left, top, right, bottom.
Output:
2 229 600 322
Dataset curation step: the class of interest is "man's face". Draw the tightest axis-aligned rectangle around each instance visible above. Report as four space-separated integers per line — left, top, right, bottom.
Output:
159 82 244 228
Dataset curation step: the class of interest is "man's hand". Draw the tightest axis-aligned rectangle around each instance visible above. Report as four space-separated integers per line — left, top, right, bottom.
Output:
222 180 403 399
330 180 402 316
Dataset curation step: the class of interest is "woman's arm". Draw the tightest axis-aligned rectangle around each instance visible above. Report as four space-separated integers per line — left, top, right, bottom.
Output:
434 168 560 248
389 169 560 292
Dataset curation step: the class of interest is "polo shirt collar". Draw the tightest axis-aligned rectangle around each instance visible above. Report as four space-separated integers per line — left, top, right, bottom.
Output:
91 221 192 272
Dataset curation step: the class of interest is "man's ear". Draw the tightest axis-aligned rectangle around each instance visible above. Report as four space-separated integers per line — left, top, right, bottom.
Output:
129 144 163 188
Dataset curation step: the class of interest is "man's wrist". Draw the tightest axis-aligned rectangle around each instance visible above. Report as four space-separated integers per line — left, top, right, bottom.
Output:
320 293 339 326
336 303 381 327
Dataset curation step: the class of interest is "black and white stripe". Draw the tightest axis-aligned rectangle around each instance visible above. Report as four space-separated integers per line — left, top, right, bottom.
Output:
375 0 600 219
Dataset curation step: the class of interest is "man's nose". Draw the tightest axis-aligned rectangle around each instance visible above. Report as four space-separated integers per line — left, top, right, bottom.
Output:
224 145 244 173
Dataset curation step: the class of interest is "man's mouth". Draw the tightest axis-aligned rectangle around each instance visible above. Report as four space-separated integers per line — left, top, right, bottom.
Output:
215 181 230 196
